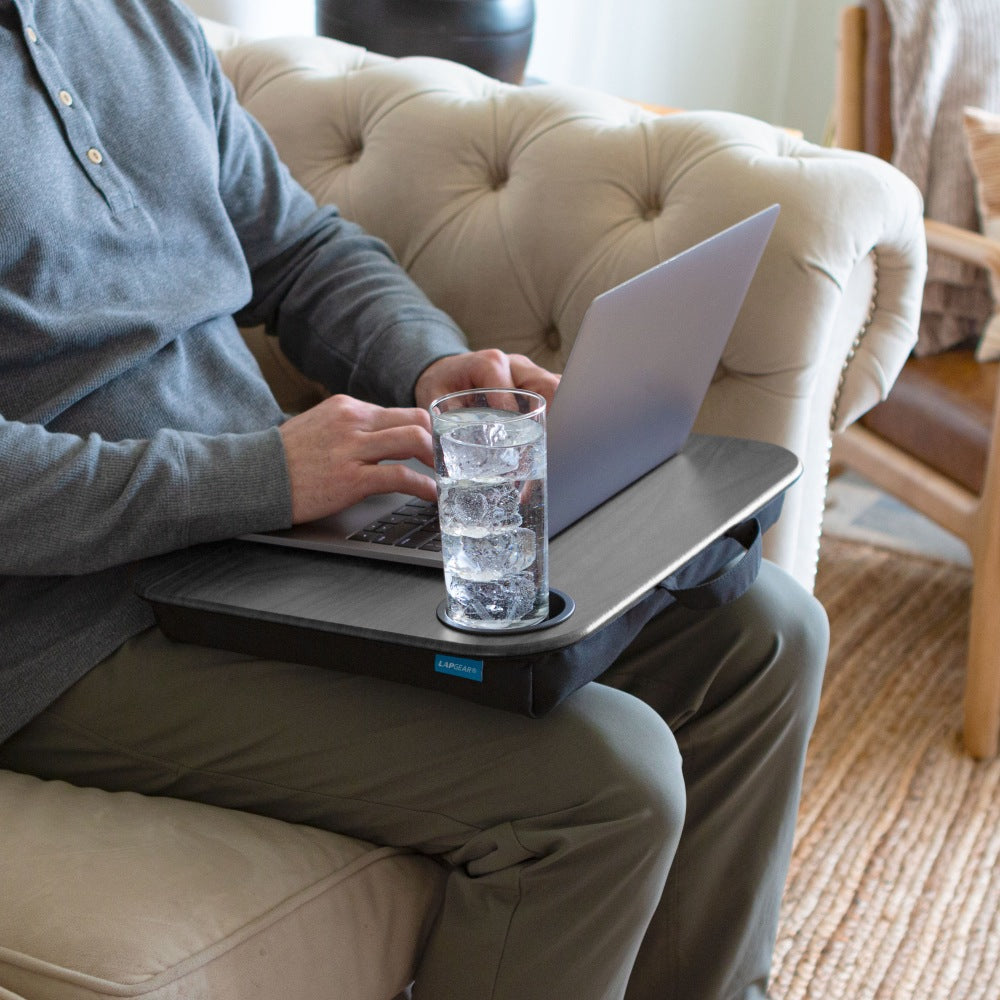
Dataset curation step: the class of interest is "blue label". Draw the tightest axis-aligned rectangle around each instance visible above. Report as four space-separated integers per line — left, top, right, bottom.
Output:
434 653 484 683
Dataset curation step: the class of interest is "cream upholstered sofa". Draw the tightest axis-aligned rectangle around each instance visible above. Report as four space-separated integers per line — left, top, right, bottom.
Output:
0 22 927 1000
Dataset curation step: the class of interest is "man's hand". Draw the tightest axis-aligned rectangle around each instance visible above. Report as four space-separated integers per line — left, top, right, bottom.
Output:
414 350 560 410
279 395 436 524
279 350 560 525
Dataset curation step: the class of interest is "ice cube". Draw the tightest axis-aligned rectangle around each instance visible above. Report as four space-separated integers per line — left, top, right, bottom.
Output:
439 482 522 536
440 422 521 479
444 527 536 581
446 573 539 624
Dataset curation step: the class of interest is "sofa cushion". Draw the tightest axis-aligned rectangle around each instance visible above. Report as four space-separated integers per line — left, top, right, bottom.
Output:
0 771 445 1000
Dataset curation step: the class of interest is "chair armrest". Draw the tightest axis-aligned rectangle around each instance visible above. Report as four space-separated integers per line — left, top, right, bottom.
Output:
925 218 1000 279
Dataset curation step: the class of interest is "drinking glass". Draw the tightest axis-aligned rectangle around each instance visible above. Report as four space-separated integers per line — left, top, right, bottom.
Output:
430 388 548 630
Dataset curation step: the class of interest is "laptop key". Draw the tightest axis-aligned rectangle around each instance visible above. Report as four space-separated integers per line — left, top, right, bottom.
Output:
397 530 439 549
349 529 388 543
376 522 426 544
399 499 438 516
349 499 441 548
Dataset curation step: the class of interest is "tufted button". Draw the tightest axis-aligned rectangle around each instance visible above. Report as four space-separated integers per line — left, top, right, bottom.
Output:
642 202 662 221
544 326 561 352
344 134 363 164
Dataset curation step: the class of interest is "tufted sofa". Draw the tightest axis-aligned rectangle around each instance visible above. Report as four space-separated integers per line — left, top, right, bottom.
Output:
0 21 927 1000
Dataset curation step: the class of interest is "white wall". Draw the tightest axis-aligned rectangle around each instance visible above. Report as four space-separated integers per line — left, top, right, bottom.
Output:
527 0 843 142
185 0 840 143
184 0 315 37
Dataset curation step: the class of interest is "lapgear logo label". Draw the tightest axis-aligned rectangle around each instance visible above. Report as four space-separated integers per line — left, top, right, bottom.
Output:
434 654 485 683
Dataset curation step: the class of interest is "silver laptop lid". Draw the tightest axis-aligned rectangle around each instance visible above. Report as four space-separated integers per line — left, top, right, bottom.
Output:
546 204 779 536
241 204 779 563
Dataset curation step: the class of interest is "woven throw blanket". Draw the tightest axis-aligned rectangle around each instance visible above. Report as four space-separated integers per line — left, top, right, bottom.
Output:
884 0 1000 353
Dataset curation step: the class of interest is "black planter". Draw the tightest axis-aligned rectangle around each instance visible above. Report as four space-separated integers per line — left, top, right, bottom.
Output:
316 0 536 84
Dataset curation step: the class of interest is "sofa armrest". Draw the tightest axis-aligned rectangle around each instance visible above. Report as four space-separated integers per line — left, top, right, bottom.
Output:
197 15 246 52
211 33 926 590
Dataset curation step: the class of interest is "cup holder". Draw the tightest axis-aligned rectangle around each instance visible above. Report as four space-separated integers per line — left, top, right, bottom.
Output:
436 587 575 634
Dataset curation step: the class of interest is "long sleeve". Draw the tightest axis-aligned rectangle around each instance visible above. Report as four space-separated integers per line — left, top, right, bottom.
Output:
0 0 466 576
0 0 466 739
0 419 289 576
203 26 469 406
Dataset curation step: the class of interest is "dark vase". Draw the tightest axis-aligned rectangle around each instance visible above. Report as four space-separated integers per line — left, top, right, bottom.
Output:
316 0 536 84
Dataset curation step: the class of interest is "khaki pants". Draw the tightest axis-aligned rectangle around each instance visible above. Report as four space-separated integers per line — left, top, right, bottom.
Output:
0 561 827 1000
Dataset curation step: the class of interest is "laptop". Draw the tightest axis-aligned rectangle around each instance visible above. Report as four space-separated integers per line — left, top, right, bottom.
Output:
241 204 780 566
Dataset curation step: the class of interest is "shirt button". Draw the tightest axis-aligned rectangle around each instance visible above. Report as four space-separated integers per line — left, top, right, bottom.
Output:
86 147 103 165
25 26 38 43
58 90 74 107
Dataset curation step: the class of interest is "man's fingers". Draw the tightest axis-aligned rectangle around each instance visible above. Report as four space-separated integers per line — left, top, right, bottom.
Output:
364 461 437 502
280 396 439 523
357 423 434 466
365 405 432 431
508 355 561 405
414 351 561 409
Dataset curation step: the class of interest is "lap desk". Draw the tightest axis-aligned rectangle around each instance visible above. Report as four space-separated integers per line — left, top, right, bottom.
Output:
134 434 799 714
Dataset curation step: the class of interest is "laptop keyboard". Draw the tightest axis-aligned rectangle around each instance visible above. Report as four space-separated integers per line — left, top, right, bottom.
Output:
347 498 442 552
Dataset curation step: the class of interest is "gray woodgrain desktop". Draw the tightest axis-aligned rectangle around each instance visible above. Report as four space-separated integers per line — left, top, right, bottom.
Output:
135 435 800 667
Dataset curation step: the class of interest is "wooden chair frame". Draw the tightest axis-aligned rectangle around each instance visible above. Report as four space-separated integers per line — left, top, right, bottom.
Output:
832 4 1000 758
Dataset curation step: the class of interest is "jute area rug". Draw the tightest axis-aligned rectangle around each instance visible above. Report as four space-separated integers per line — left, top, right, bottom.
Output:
770 537 1000 999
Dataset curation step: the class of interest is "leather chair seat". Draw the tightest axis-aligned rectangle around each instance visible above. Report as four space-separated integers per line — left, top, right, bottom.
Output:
860 350 997 494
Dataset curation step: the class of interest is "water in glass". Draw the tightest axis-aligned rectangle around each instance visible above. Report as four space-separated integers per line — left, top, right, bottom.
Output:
434 405 548 628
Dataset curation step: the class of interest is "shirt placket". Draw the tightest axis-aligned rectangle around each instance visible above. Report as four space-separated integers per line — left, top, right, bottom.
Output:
16 1 135 215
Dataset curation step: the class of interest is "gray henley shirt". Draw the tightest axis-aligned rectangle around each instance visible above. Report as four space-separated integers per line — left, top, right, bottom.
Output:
0 0 468 741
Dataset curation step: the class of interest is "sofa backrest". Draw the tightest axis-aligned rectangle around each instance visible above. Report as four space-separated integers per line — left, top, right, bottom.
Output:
208 29 927 588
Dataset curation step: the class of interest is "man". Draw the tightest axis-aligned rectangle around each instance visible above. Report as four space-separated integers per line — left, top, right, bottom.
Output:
0 1 829 997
